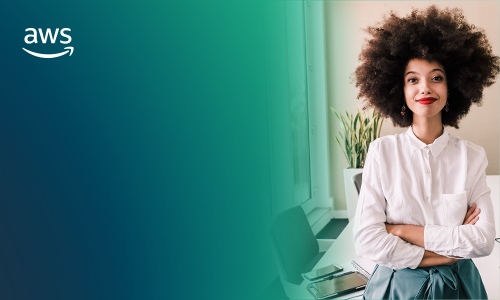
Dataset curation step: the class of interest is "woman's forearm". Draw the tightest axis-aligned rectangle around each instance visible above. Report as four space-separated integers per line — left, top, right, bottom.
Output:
385 204 481 249
386 224 425 247
383 205 479 267
418 250 459 267
387 225 462 266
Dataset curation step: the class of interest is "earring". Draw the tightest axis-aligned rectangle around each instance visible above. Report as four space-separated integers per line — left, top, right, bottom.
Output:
445 101 449 112
401 105 406 116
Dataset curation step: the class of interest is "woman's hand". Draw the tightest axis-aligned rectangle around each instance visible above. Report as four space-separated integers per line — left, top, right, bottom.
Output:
463 203 480 225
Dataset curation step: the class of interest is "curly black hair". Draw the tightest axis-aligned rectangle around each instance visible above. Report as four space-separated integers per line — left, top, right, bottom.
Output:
354 5 499 128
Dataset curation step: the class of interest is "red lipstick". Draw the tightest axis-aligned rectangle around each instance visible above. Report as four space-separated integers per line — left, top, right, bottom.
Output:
417 97 437 105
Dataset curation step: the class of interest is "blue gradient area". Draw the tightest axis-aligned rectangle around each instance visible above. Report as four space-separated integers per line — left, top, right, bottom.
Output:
0 1 271 299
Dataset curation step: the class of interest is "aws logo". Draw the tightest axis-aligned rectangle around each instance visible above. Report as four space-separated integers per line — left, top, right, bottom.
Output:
22 28 73 58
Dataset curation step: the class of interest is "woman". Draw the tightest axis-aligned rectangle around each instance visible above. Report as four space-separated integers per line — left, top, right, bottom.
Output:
352 5 499 299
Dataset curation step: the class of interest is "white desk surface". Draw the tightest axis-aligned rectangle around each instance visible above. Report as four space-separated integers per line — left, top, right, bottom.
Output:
472 175 499 299
303 175 499 299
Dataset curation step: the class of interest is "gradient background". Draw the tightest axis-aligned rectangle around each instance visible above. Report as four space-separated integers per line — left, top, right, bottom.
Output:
0 1 273 299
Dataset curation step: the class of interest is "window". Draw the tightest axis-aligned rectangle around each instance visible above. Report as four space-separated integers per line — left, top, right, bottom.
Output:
266 1 330 230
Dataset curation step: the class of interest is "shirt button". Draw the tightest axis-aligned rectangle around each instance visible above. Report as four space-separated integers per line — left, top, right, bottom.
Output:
425 146 429 150
426 169 430 173
427 197 430 201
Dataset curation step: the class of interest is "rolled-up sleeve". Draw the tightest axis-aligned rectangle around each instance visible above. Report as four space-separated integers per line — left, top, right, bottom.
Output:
424 149 496 258
353 141 425 270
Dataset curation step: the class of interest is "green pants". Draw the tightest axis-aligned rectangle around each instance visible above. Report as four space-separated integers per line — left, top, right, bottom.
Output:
363 259 487 299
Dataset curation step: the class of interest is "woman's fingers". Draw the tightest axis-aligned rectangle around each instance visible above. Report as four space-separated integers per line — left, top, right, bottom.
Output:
465 208 480 224
464 203 477 221
463 207 481 225
463 204 476 224
469 215 480 225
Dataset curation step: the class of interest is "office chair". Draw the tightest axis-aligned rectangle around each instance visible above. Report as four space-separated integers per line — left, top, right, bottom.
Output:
270 206 334 298
353 172 363 195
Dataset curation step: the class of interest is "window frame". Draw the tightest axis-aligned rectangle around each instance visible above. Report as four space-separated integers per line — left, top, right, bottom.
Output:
267 1 332 225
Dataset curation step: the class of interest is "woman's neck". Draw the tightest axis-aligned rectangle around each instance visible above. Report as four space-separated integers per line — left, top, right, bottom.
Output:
411 115 444 145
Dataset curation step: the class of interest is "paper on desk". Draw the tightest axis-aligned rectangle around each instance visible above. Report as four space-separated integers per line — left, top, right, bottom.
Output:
339 257 376 278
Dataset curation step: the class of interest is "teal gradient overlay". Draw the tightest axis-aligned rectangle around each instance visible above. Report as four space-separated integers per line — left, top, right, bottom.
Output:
0 0 275 299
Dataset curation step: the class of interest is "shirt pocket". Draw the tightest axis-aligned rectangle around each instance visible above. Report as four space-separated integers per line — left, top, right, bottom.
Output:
441 191 468 226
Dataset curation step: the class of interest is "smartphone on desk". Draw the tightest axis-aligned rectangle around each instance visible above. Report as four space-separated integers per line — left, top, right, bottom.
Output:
302 263 344 281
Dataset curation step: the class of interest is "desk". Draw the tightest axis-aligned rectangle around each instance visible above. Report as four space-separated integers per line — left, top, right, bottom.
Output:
303 175 499 299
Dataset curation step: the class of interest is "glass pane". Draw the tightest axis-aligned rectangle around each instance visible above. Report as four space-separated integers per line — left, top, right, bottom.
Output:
286 1 311 205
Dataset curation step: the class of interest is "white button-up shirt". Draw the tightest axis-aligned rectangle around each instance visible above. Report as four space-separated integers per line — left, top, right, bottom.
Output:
353 126 496 270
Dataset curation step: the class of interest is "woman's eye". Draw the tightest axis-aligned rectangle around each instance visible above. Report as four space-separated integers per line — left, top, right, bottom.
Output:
433 76 443 81
407 78 417 83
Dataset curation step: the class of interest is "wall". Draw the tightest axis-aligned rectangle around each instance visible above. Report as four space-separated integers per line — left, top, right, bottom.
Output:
325 1 499 211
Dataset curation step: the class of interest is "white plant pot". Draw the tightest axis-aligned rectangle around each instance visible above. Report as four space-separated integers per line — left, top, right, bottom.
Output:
344 168 363 221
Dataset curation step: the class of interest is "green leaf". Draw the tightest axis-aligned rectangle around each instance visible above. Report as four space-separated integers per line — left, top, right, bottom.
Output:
335 136 349 164
378 118 384 138
331 107 385 168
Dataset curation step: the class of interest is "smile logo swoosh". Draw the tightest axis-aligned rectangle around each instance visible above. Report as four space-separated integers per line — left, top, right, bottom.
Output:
22 46 74 58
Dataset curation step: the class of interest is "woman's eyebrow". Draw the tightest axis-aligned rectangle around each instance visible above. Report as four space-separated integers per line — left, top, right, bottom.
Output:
405 71 418 76
405 69 445 77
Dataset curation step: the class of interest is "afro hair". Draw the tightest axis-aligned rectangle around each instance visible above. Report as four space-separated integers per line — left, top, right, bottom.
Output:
354 5 499 128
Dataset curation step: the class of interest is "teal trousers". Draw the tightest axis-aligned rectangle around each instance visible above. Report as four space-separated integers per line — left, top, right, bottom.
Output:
363 259 487 299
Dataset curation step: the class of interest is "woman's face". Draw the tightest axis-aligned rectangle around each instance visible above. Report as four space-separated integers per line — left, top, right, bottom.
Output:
403 59 448 122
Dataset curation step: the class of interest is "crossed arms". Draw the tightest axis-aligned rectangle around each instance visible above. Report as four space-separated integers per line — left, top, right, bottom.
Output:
353 142 496 270
385 204 481 267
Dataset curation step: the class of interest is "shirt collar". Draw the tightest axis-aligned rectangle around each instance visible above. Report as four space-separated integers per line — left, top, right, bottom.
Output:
405 126 449 157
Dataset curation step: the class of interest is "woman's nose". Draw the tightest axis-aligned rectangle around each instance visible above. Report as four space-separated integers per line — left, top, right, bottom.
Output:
420 81 432 94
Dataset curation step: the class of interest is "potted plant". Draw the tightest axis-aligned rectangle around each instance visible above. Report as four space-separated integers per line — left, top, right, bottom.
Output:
331 107 384 220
